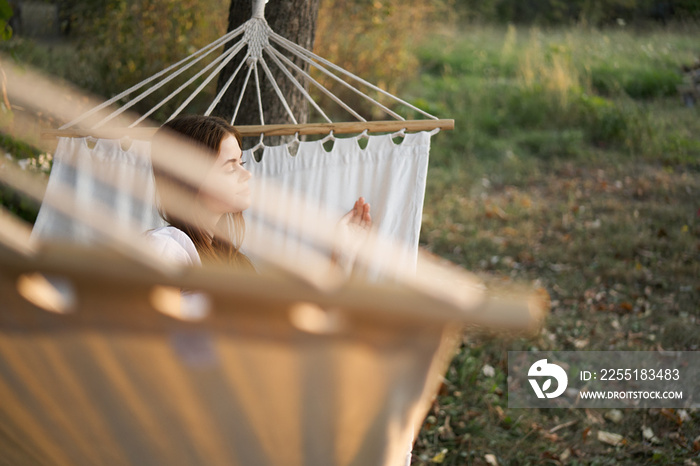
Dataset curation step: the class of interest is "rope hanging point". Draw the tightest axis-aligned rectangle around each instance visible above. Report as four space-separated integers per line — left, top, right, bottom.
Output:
243 16 271 61
251 0 268 19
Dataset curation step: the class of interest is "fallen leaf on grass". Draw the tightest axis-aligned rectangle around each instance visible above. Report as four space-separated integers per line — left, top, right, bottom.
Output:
582 427 591 442
549 419 578 433
642 426 661 444
560 448 571 461
431 448 447 463
597 430 625 446
693 435 700 452
484 453 499 466
619 301 634 312
585 409 605 424
485 203 508 220
493 405 505 421
541 451 560 461
439 415 455 440
573 338 589 349
604 409 623 424
660 408 682 425
482 364 495 377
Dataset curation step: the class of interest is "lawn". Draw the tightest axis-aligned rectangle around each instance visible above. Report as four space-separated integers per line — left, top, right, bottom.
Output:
410 24 700 465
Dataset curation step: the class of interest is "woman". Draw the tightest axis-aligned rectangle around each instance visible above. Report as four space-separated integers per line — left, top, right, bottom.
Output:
147 114 371 270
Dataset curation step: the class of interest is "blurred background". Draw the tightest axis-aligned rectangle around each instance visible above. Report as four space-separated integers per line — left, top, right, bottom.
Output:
1 1 699 464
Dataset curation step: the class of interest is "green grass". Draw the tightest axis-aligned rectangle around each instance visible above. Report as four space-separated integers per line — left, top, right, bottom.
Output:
410 24 700 465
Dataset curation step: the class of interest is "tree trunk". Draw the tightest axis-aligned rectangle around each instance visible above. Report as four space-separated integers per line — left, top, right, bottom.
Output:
214 0 321 147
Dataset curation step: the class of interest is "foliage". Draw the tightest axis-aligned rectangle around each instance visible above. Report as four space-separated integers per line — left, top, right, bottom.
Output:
453 0 700 26
1 0 229 123
411 24 695 168
314 0 453 119
0 0 12 40
0 133 48 223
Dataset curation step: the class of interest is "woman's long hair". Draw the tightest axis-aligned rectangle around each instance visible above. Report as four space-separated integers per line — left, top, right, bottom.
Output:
151 115 253 270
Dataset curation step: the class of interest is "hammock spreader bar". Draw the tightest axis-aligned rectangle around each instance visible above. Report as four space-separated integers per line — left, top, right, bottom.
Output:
43 119 455 140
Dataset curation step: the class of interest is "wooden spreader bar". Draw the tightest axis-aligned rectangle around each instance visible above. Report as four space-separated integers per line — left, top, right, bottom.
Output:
42 119 455 140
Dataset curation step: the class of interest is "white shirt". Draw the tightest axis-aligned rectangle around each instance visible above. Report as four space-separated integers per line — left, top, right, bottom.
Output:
145 225 202 267
145 225 208 319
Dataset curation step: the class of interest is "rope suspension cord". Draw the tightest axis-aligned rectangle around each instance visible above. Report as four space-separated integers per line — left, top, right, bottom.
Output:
48 0 454 140
58 24 247 131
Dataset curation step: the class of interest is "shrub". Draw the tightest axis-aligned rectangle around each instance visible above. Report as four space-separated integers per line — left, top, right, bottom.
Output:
590 64 682 99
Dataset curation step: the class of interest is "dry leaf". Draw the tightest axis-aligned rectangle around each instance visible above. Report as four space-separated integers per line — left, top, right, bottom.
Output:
678 410 691 423
619 301 634 312
439 415 455 440
573 338 589 349
484 453 499 466
582 426 591 442
494 405 505 421
560 448 571 461
597 430 624 446
693 435 700 452
485 204 508 220
660 408 682 425
585 409 604 424
604 409 623 424
549 419 578 433
482 364 496 377
431 448 447 463
641 426 660 444
541 451 559 461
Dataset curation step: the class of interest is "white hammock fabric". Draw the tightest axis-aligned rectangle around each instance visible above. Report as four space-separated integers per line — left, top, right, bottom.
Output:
244 133 431 272
31 133 430 275
31 137 164 244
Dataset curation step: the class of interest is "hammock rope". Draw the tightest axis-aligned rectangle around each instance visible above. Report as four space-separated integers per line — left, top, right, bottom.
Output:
56 0 450 137
58 24 247 130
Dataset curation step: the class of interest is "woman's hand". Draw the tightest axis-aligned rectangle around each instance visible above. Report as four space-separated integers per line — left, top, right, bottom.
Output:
333 197 372 272
340 197 372 230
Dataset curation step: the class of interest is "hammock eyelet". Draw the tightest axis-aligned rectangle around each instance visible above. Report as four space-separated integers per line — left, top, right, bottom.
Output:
391 128 406 139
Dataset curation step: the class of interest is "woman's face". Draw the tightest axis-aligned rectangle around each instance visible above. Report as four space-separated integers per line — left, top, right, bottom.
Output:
200 134 252 214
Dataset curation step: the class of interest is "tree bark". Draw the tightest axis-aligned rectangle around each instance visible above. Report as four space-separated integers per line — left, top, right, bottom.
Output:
214 0 321 147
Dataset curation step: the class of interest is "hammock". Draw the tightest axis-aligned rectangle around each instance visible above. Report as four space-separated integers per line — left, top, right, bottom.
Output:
0 1 544 464
35 0 452 269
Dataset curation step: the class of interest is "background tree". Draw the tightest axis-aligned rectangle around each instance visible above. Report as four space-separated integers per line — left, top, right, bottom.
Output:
214 0 321 146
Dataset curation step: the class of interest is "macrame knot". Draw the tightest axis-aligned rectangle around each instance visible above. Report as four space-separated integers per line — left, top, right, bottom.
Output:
243 18 271 60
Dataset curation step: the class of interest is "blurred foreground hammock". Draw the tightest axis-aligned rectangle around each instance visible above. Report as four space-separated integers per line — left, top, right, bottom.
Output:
0 92 546 466
0 3 546 462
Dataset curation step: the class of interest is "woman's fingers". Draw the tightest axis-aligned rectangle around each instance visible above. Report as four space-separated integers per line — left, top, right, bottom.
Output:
361 203 371 227
355 197 364 219
343 197 371 228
